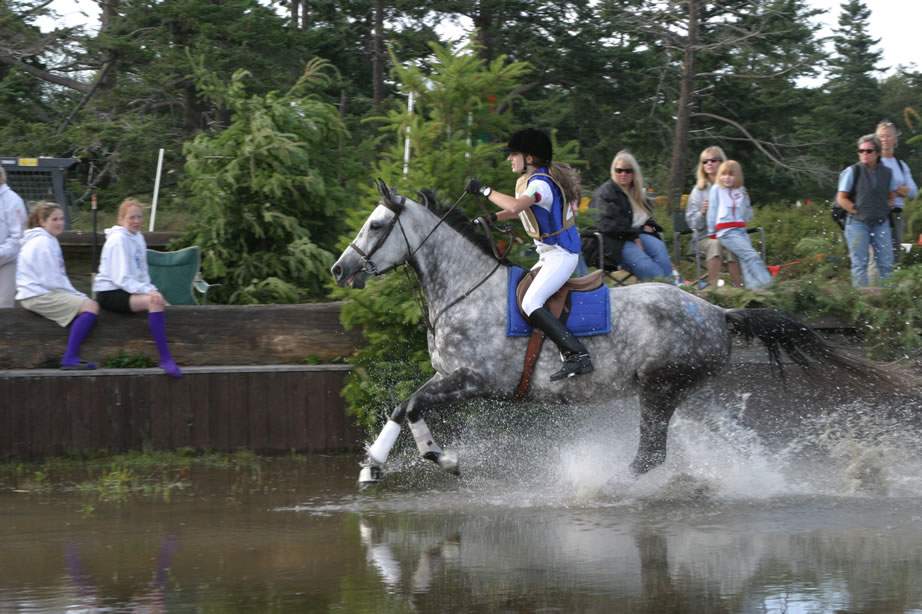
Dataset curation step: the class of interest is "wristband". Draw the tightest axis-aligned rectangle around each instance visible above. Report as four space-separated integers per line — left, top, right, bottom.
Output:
481 186 492 197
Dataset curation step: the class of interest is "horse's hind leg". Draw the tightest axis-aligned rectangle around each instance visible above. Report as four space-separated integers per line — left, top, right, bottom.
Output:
630 367 702 475
362 369 484 482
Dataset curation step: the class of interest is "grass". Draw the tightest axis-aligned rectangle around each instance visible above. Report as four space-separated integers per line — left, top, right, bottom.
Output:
0 450 276 505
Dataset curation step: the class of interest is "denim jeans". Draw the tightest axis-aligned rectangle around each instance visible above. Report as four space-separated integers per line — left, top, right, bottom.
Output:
620 234 673 280
844 217 893 287
890 209 904 266
717 229 772 289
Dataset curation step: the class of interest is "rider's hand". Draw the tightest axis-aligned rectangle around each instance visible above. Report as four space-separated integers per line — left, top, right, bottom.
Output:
472 212 498 226
465 178 483 195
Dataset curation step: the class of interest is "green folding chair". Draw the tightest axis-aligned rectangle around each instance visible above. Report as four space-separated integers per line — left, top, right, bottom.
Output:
147 246 203 305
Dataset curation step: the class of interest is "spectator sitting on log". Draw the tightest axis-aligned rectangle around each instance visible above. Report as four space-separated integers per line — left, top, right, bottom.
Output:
93 198 182 378
16 202 100 369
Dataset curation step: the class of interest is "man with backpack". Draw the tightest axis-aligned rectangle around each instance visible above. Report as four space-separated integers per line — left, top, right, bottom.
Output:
835 134 900 288
876 120 918 263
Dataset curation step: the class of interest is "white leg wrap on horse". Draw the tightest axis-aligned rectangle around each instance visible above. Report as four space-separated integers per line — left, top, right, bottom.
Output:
368 420 401 464
410 419 443 456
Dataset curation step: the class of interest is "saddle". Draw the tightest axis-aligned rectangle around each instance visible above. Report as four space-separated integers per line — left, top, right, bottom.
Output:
513 268 604 399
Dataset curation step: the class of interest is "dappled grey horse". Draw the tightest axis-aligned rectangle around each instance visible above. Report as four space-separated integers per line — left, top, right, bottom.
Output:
331 180 891 486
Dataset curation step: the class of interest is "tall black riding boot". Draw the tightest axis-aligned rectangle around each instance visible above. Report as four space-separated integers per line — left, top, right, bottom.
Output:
528 307 594 381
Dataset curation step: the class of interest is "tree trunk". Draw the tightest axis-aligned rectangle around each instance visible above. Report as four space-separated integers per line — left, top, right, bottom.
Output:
474 1 495 62
372 0 385 108
301 0 311 30
666 0 698 212
98 0 121 93
290 0 300 29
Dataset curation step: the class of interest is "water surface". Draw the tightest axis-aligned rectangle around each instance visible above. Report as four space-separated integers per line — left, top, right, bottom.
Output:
3 399 922 613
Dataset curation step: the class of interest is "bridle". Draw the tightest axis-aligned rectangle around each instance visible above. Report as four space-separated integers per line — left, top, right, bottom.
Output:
348 194 409 277
348 185 502 331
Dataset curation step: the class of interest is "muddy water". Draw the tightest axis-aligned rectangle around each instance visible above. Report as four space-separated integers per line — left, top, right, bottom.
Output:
3 398 922 613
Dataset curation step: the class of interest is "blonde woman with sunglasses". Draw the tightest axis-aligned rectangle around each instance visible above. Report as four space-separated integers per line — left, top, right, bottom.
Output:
588 150 672 280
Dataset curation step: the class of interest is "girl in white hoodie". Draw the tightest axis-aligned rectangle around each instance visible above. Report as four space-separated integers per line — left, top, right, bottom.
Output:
16 202 100 369
93 198 182 378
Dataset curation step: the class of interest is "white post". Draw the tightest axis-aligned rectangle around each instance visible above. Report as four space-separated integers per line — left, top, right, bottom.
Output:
402 91 415 177
148 148 165 232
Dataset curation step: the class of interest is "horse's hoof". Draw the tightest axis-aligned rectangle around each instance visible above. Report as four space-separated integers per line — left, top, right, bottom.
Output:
358 460 384 488
422 450 461 476
630 454 664 476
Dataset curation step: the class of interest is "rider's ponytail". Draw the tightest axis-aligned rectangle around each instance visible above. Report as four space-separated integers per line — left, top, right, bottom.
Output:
549 162 582 206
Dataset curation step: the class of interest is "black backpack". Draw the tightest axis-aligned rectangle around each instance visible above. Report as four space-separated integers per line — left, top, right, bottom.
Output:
831 163 860 230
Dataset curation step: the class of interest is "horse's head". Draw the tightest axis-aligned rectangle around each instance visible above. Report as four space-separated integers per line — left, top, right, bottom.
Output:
331 179 409 289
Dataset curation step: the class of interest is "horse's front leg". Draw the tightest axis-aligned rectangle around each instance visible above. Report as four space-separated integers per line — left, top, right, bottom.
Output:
362 368 485 485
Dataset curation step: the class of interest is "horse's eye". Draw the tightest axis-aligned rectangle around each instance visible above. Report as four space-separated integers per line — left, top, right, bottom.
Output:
369 221 384 231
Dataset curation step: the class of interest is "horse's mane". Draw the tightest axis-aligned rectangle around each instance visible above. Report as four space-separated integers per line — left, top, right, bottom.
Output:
418 189 507 263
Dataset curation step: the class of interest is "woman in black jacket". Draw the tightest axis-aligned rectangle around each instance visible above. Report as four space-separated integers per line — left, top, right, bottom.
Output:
588 150 673 280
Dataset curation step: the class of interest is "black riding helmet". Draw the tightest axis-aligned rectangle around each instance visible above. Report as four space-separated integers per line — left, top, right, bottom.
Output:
505 128 552 165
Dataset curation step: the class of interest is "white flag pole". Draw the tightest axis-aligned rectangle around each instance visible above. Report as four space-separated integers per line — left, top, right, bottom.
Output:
402 91 415 177
149 148 165 232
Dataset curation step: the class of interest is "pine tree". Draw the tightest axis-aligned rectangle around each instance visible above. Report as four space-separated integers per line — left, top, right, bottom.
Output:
820 0 884 167
178 58 352 304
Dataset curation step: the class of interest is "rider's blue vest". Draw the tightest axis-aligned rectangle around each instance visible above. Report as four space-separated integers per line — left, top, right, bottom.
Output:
520 169 581 254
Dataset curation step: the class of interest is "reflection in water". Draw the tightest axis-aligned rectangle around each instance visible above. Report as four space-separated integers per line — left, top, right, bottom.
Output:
3 388 922 612
353 501 922 613
65 535 177 612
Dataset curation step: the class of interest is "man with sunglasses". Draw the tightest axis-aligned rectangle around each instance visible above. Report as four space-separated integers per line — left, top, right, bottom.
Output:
835 134 899 287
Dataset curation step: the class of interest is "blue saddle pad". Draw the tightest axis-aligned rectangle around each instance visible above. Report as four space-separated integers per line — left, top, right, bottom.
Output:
507 266 611 338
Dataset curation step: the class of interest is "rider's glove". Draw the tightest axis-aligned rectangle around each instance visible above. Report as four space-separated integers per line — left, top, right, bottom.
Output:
466 178 492 197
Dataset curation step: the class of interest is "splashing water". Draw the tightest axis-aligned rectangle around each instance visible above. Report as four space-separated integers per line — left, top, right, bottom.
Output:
343 392 922 512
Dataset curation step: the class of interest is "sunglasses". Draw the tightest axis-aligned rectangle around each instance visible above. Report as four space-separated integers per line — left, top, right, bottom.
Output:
702 158 723 164
613 168 634 174
857 148 877 154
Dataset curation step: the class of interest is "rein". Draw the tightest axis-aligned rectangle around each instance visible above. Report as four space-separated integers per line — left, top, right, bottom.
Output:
350 189 503 333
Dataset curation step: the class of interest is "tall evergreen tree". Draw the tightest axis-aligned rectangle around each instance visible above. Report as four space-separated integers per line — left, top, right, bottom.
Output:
816 0 884 168
599 0 824 205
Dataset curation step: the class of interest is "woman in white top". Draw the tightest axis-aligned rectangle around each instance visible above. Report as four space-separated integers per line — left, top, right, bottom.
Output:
16 202 100 369
685 146 742 288
93 198 182 378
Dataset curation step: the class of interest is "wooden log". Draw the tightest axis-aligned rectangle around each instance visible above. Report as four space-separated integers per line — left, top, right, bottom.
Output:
0 303 362 369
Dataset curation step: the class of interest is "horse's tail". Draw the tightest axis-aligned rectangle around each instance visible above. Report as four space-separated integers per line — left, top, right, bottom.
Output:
725 308 911 392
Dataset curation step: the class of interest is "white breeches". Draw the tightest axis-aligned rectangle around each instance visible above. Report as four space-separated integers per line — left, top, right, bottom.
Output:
521 246 578 316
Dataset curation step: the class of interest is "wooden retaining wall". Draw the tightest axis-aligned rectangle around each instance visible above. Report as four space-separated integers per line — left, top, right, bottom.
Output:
0 365 362 460
0 303 362 369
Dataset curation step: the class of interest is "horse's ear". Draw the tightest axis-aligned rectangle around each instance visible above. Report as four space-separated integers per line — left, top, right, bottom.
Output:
375 178 389 200
375 178 405 209
417 189 438 209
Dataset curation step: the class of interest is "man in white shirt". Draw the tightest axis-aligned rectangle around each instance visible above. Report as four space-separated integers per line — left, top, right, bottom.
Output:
0 165 26 307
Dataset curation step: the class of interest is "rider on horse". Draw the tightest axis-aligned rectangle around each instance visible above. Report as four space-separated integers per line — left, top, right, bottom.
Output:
467 128 594 381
